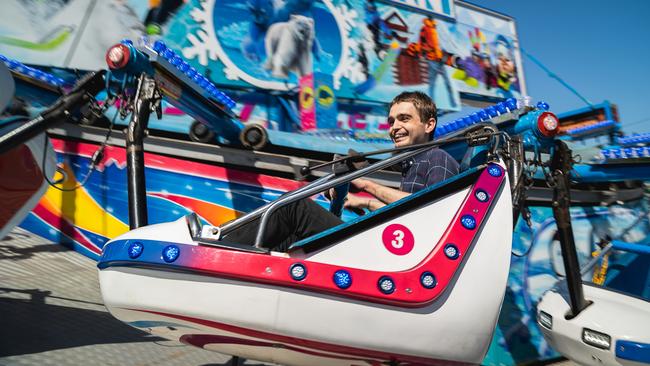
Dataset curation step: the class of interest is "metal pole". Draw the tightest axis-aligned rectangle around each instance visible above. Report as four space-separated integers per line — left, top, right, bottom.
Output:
126 74 156 229
550 140 590 317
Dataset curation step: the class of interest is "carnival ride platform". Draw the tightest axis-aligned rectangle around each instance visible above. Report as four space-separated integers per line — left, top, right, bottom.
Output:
0 227 576 366
0 227 273 366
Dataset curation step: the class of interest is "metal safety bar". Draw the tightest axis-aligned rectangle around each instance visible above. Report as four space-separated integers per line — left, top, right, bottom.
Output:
219 173 335 235
252 145 434 247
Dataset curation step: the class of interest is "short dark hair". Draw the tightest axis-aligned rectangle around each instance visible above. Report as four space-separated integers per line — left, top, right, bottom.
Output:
388 91 437 138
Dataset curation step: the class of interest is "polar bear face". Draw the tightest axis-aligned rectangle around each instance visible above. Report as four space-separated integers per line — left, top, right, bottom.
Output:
289 14 314 44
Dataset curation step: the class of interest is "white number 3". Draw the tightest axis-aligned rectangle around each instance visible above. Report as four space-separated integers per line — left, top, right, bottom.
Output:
391 230 405 248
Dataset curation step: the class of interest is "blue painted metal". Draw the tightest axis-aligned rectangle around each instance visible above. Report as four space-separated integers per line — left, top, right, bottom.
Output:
616 340 650 363
568 163 650 183
612 241 650 255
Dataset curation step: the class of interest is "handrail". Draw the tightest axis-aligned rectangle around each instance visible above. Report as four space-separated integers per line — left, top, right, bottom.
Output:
252 145 434 247
219 173 334 235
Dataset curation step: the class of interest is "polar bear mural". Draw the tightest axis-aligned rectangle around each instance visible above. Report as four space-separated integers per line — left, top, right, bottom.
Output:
263 15 315 79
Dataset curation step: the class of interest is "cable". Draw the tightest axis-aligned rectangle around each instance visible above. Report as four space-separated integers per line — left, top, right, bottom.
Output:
42 109 118 191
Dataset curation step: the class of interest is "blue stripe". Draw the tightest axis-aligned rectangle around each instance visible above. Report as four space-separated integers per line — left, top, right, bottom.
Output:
616 340 650 363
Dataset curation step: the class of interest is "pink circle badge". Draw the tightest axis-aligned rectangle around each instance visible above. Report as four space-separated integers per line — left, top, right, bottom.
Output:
382 223 415 255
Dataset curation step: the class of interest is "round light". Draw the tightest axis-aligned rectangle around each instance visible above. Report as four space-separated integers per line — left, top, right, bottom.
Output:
487 164 502 177
478 110 489 120
444 244 460 259
470 112 480 123
171 55 182 66
505 98 518 111
420 272 437 289
496 102 508 114
105 44 130 69
460 215 476 230
536 101 550 110
475 189 489 202
162 48 175 61
486 106 498 117
153 40 167 53
537 112 559 137
377 276 395 294
162 245 180 263
127 242 144 259
289 263 307 281
333 270 352 289
462 116 472 127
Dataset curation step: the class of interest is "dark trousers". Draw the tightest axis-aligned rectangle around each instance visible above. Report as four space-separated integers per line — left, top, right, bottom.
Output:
223 199 343 251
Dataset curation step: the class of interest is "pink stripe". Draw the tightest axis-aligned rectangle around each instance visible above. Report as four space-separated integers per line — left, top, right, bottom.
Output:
179 334 380 363
32 203 101 254
138 309 472 366
163 106 185 116
238 103 255 122
49 139 303 192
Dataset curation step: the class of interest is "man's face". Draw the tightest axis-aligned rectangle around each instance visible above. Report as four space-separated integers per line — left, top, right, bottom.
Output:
388 101 435 147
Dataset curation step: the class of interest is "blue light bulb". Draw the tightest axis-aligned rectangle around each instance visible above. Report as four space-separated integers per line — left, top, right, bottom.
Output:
162 245 180 263
496 102 508 114
128 242 144 259
420 272 437 289
462 116 472 127
377 276 395 294
178 61 189 72
170 55 182 66
444 243 460 259
186 67 197 79
478 110 489 120
470 112 480 123
333 269 352 289
486 106 498 117
536 101 550 110
153 40 166 53
162 48 175 61
121 39 133 45
505 98 517 110
460 215 476 230
487 164 502 177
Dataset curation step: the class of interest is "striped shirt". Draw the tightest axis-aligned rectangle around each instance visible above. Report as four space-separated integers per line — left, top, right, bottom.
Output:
400 148 459 194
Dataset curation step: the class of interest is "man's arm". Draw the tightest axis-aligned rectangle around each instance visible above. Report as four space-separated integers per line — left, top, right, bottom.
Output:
343 195 385 212
354 178 409 204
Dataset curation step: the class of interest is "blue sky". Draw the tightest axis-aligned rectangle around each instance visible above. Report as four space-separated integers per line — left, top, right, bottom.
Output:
466 0 650 134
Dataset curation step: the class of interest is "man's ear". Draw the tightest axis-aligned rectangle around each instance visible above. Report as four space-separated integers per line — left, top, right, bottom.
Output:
424 118 436 135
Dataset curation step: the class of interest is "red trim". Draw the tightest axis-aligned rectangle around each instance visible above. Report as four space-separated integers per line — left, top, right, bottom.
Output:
137 309 473 366
111 166 504 307
32 203 101 254
49 138 304 192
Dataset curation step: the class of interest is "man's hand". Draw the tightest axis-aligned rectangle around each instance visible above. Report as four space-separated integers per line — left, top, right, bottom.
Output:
349 178 371 193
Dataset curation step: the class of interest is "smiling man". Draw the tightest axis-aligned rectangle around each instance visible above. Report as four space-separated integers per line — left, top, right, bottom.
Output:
223 91 458 251
343 91 459 212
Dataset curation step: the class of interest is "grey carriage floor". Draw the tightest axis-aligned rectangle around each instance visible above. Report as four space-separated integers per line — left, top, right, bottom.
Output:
0 228 272 366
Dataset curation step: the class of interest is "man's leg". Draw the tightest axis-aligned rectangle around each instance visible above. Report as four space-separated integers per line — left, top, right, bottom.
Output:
223 199 343 251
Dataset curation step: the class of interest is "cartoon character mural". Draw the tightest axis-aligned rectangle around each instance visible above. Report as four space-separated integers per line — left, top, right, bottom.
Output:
494 35 519 97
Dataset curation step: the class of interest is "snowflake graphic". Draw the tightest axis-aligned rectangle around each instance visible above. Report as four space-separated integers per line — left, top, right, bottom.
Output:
183 0 363 90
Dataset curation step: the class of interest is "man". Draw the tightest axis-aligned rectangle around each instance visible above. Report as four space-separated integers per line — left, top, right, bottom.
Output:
223 91 459 251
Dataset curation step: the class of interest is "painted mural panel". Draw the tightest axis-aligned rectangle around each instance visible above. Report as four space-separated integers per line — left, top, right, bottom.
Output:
0 0 524 113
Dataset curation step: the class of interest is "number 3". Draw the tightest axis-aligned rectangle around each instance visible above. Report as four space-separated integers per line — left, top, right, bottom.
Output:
391 230 405 248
